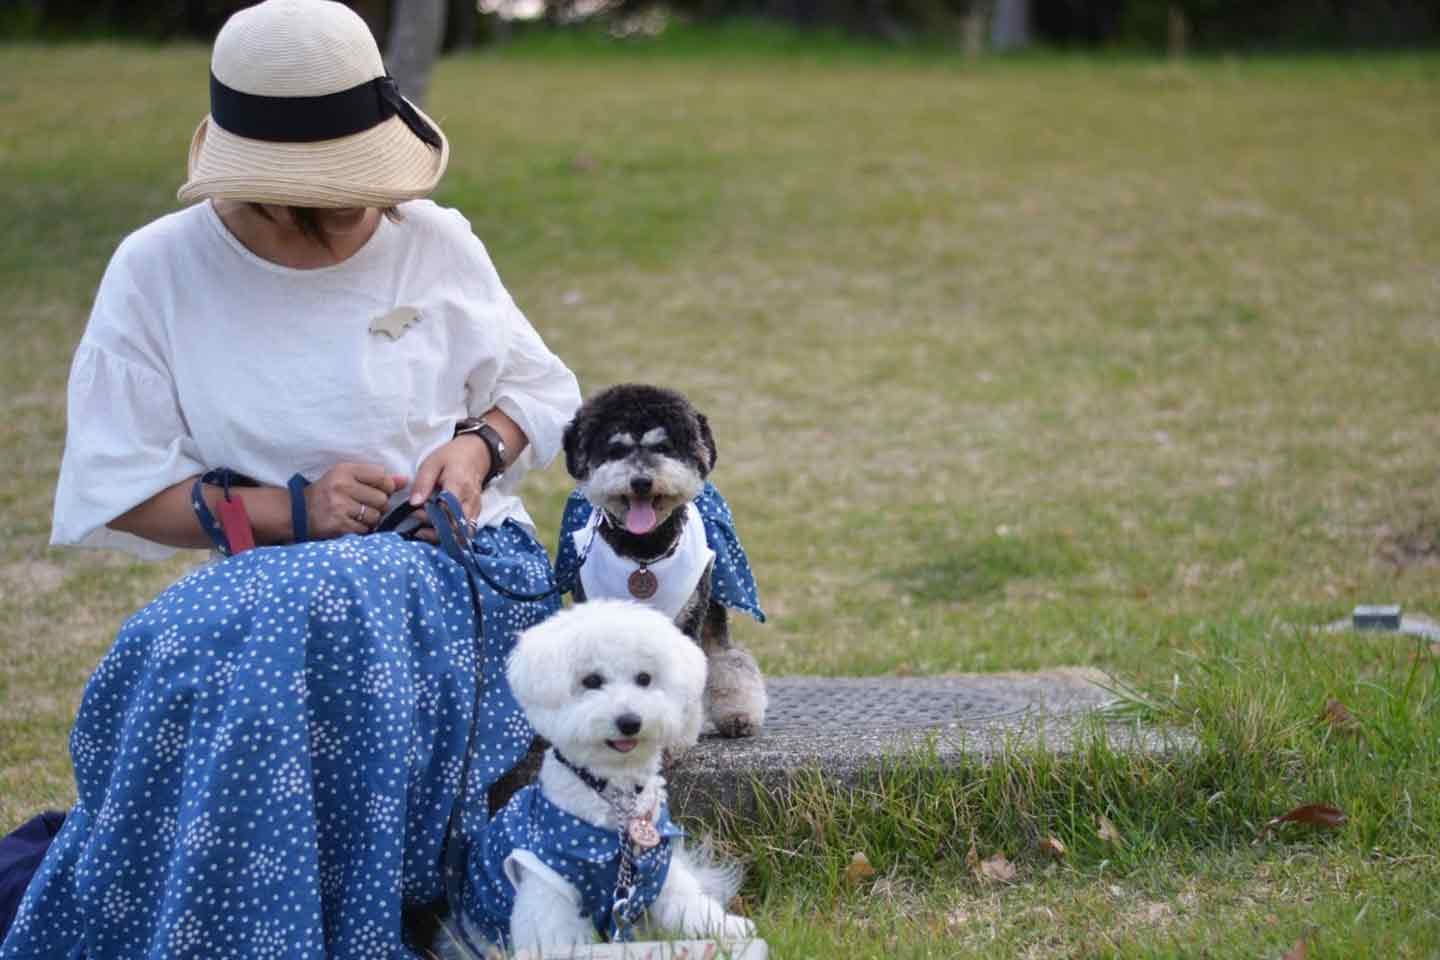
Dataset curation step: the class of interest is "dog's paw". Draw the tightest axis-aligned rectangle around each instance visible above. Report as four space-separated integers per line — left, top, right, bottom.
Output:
712 714 761 739
719 913 758 939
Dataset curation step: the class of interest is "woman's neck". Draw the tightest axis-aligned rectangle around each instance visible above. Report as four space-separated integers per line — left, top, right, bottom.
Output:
212 201 381 269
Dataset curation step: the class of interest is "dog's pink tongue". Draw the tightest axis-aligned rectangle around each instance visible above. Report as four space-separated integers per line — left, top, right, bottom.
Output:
625 500 658 535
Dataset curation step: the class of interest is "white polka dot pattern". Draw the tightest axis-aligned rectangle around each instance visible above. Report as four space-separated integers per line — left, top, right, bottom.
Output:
465 786 683 948
0 523 558 960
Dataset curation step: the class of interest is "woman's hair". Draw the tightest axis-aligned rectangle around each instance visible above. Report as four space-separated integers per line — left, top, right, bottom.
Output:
247 204 403 250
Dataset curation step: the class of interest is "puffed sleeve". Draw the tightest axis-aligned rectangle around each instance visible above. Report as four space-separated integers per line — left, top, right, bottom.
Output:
440 207 580 479
474 295 581 476
50 248 205 560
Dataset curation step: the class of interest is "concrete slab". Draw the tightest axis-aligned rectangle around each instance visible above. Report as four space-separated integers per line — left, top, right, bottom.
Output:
665 669 1189 821
513 940 766 960
1324 611 1440 641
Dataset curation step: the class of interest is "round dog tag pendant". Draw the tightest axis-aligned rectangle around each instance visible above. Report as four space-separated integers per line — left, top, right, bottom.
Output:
627 568 658 600
628 817 661 849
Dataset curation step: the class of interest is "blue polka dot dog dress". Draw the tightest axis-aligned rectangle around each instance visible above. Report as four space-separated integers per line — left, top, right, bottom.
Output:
0 525 559 960
464 783 684 949
554 483 765 623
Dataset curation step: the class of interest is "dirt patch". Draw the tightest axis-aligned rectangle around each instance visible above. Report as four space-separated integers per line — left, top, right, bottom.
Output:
0 560 66 595
1375 520 1440 569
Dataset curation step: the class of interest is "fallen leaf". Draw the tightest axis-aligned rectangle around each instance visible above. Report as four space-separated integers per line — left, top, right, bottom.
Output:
1282 935 1309 960
1320 698 1358 732
1141 901 1171 923
845 850 877 885
1038 836 1067 860
976 851 1017 884
1266 804 1348 832
1097 815 1124 846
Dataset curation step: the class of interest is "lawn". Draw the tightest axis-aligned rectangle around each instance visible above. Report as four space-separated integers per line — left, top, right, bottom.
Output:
2 40 1439 957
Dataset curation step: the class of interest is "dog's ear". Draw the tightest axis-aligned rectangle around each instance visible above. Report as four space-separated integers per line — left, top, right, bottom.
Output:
562 413 588 480
506 615 579 742
667 636 709 752
695 412 718 476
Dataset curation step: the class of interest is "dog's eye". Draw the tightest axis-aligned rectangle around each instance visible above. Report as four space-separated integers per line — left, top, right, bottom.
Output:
581 673 605 690
635 672 652 687
606 443 629 460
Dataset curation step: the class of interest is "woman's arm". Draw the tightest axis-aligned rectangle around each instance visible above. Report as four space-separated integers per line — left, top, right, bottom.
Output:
110 464 407 549
110 478 298 550
408 407 527 523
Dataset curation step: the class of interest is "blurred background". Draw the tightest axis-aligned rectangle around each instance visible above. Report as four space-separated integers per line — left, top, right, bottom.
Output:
5 0 1439 60
4 0 1440 952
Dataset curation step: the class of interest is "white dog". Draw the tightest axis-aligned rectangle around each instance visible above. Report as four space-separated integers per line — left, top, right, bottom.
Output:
440 601 756 956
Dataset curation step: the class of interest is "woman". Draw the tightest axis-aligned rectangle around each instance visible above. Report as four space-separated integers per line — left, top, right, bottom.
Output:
0 2 580 957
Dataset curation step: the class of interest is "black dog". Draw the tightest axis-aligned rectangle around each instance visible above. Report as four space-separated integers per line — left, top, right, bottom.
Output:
561 384 767 738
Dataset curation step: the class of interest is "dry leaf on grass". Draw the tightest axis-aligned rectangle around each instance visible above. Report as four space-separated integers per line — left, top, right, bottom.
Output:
844 851 877 886
1269 804 1348 829
975 851 1017 884
1038 836 1067 860
1281 934 1309 960
1319 698 1359 732
1097 815 1124 846
1260 804 1348 841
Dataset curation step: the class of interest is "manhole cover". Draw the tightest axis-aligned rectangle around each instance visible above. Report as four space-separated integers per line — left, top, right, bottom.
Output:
762 676 1034 733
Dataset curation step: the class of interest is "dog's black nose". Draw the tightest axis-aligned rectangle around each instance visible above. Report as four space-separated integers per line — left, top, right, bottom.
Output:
616 713 642 736
630 477 653 497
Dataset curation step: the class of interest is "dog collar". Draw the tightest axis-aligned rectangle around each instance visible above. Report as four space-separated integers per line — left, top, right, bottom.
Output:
555 484 767 623
553 748 642 798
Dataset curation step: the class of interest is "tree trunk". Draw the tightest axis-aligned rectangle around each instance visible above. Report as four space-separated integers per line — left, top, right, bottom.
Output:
989 0 1030 51
450 0 479 50
1167 3 1188 59
961 5 986 59
385 0 449 109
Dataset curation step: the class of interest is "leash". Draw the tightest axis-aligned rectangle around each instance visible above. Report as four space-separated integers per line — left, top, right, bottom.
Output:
424 492 519 959
550 749 660 942
380 492 598 603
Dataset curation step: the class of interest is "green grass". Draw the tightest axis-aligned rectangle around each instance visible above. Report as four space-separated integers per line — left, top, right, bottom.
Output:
3 40 1440 956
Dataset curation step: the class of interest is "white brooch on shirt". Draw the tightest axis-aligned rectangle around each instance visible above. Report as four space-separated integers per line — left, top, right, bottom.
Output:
370 306 421 340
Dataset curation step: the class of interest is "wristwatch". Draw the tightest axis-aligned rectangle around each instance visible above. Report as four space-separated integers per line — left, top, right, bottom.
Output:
454 417 506 488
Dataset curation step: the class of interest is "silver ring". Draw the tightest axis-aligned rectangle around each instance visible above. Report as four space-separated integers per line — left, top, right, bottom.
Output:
464 517 480 537
354 505 368 524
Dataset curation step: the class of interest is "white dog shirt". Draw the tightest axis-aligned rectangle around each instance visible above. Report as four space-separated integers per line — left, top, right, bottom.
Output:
573 503 715 619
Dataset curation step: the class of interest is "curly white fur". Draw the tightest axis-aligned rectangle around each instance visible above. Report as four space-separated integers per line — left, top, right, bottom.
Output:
439 601 755 957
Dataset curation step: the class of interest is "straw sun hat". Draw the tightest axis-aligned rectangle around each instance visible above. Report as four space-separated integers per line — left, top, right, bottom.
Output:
177 0 449 208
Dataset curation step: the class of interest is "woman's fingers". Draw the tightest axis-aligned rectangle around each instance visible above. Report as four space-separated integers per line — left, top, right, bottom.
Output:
409 457 443 507
448 477 482 522
342 479 391 513
348 463 399 493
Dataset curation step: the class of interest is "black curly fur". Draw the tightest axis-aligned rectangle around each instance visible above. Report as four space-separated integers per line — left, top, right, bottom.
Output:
562 384 728 651
562 383 717 482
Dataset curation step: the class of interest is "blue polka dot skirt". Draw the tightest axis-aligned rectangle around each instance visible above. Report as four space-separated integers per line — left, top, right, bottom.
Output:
0 523 558 960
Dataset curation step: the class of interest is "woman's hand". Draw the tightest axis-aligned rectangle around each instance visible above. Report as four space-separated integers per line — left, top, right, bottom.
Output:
408 436 491 541
305 463 407 540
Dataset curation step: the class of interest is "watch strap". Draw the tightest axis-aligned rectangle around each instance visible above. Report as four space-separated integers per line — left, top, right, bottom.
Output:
455 417 506 488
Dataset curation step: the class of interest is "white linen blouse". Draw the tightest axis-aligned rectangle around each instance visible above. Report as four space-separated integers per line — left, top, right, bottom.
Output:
51 199 581 560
